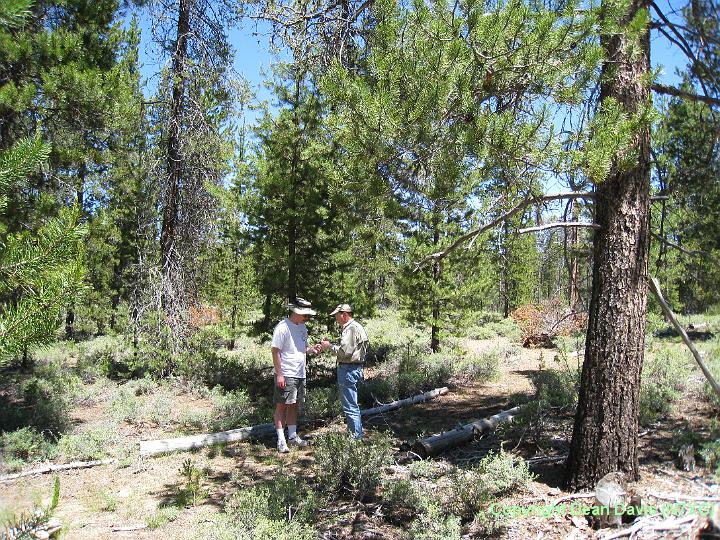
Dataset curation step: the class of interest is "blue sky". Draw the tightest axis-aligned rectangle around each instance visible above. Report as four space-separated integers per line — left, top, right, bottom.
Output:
134 1 691 121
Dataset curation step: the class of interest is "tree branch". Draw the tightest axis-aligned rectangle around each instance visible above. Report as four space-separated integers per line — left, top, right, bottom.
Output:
650 232 710 257
413 191 595 271
517 222 600 234
651 83 720 107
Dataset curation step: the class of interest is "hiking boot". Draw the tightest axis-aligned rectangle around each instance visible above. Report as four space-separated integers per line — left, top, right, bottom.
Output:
288 435 309 447
277 440 290 453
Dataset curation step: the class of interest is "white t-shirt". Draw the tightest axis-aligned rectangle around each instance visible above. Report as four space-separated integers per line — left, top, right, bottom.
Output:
271 317 308 378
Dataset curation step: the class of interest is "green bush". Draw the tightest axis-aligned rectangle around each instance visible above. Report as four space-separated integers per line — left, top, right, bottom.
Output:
701 340 720 407
640 347 691 425
18 359 80 435
314 431 393 501
57 424 120 461
531 367 579 408
302 386 339 422
75 336 128 381
700 440 720 472
447 451 534 518
408 504 462 540
210 388 258 431
177 327 270 393
109 387 141 424
1 427 58 467
464 315 521 341
382 478 431 520
221 477 318 539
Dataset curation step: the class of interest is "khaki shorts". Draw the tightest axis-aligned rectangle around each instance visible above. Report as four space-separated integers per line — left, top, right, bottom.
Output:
274 377 306 405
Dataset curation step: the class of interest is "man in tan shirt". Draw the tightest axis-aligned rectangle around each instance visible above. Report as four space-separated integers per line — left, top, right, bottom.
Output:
321 303 369 439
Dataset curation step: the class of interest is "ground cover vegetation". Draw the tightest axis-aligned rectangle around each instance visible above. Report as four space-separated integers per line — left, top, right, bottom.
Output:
1 0 720 537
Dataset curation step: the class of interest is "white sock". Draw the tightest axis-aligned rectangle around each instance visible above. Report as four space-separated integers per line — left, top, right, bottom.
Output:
288 425 297 439
276 428 286 444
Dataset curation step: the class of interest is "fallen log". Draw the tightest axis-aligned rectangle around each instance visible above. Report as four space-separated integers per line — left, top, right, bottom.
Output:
0 458 117 483
411 405 523 459
140 423 275 456
361 387 449 416
140 387 450 457
648 277 720 400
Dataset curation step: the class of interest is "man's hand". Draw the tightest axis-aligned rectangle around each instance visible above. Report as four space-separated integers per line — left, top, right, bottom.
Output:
321 338 332 351
276 374 286 389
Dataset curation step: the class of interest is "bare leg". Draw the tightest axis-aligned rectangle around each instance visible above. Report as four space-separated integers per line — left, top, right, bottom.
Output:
286 403 298 427
274 403 287 429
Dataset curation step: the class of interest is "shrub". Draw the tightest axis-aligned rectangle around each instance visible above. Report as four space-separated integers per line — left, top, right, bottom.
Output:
531 367 580 408
177 329 271 393
210 388 257 431
57 424 120 461
314 431 393 500
109 387 141 423
408 504 462 540
701 340 720 407
221 477 318 539
75 336 128 381
302 386 339 422
447 451 534 518
18 361 79 435
640 347 691 425
1 427 57 466
177 459 208 507
382 478 431 520
146 505 181 529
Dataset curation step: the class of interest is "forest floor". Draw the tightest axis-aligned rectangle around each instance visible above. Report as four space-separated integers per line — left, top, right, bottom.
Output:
1 333 719 539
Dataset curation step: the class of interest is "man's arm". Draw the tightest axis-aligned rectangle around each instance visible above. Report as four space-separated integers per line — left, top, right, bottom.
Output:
272 347 285 389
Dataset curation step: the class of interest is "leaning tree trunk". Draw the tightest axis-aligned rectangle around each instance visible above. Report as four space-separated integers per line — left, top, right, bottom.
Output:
160 0 191 311
565 0 651 491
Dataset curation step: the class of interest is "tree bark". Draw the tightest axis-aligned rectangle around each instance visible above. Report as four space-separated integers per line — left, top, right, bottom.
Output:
160 0 191 310
431 210 441 352
565 0 651 490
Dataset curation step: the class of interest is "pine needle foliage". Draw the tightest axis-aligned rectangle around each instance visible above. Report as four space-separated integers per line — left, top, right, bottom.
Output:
0 138 87 363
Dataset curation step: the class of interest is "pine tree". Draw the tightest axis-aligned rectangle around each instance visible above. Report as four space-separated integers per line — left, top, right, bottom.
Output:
0 137 86 363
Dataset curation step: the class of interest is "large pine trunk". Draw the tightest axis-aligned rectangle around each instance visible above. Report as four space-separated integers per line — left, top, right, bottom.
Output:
565 0 651 490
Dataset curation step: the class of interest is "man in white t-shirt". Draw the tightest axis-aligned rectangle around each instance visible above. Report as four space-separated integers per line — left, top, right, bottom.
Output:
272 298 321 453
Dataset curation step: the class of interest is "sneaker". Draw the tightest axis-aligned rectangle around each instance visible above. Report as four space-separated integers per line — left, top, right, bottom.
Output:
277 440 290 453
288 436 309 447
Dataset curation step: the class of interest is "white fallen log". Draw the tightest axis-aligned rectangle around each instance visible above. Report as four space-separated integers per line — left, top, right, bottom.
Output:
139 387 450 457
411 405 523 458
139 423 275 456
0 458 117 482
361 387 449 416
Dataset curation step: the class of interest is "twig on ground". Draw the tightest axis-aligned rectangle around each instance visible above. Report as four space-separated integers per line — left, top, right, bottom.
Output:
0 458 117 482
551 492 595 507
647 491 720 502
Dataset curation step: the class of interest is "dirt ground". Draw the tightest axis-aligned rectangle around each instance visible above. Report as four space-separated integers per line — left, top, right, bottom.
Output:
2 337 719 539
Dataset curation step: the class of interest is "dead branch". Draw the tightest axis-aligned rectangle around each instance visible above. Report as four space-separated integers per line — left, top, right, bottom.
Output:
0 458 117 483
414 192 596 271
647 491 720 502
648 277 720 400
651 231 711 257
517 222 600 234
651 84 720 108
551 491 595 507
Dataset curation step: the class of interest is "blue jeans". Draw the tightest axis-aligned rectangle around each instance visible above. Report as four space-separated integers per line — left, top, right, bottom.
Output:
337 363 363 439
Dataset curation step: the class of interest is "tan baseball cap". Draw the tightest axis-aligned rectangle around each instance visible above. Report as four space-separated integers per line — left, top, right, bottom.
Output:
330 303 353 315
